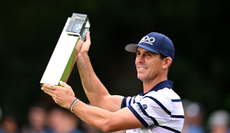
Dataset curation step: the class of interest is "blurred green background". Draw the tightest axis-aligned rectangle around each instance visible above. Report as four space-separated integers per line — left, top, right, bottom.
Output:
0 0 229 128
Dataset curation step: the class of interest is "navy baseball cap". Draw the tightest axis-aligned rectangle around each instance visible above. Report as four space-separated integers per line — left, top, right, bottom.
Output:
125 32 175 61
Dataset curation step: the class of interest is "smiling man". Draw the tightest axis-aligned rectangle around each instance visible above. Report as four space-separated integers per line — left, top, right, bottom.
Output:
42 32 184 133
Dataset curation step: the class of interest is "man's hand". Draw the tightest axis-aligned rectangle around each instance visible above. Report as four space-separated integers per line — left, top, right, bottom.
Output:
75 31 91 60
41 81 76 109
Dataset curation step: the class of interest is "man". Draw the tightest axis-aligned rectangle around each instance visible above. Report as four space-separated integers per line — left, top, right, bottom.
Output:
22 103 49 133
42 32 184 133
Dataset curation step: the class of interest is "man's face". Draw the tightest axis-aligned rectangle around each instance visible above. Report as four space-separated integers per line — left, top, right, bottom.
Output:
135 47 163 82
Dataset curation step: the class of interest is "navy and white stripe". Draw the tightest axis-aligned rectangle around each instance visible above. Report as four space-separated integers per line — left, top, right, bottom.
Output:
121 80 184 133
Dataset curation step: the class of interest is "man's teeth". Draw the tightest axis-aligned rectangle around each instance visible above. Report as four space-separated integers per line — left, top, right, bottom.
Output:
139 68 146 70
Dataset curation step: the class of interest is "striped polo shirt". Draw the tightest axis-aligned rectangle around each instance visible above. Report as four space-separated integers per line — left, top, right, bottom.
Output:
121 80 184 133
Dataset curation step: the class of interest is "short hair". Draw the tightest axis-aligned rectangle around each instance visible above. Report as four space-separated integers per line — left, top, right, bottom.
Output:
159 54 167 60
159 54 172 70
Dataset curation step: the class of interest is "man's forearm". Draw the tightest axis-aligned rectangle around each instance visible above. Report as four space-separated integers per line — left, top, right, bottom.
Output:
76 53 110 108
71 99 143 132
71 100 116 132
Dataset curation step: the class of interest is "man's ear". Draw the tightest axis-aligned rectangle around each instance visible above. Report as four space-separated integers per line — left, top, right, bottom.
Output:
162 57 172 69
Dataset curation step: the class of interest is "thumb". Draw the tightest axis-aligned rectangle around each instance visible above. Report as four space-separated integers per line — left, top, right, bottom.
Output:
75 39 83 52
59 81 67 87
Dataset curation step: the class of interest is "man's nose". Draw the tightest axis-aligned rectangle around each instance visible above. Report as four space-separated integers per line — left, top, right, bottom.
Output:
136 55 144 63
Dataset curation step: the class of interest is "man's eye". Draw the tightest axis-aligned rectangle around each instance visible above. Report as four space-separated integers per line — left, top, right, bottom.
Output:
147 53 152 56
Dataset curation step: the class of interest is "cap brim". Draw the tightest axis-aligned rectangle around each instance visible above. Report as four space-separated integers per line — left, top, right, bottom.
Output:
125 43 138 53
125 43 160 54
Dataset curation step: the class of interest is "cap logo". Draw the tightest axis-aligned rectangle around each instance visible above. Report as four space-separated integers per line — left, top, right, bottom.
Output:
139 35 155 45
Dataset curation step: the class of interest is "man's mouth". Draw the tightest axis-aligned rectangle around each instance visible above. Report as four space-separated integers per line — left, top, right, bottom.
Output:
138 65 148 70
139 67 147 70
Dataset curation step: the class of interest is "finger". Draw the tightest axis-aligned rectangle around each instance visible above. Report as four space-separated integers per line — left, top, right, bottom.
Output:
59 81 71 89
42 84 57 90
82 32 91 51
75 39 84 52
41 86 54 97
85 31 91 44
59 81 67 87
41 84 60 96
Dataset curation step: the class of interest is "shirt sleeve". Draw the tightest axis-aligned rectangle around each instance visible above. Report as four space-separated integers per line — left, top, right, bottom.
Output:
127 95 172 127
121 97 127 108
121 96 135 108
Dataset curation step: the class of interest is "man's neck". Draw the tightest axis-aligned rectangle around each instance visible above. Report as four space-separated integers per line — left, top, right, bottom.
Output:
143 77 167 93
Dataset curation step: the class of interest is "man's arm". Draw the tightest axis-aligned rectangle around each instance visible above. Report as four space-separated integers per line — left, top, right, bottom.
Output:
75 32 123 111
41 82 144 132
72 99 143 132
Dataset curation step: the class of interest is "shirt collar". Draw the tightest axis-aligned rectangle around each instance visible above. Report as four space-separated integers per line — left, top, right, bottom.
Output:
140 80 173 96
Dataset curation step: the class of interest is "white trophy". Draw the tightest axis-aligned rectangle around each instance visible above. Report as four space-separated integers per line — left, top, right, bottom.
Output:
40 13 90 86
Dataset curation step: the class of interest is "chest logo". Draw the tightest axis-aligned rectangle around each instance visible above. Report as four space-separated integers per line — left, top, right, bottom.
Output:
142 104 148 109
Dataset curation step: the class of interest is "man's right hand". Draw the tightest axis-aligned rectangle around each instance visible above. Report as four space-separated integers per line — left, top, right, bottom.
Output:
75 31 91 60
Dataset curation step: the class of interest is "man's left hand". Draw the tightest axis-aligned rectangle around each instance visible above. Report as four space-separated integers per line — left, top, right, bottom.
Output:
41 81 76 109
